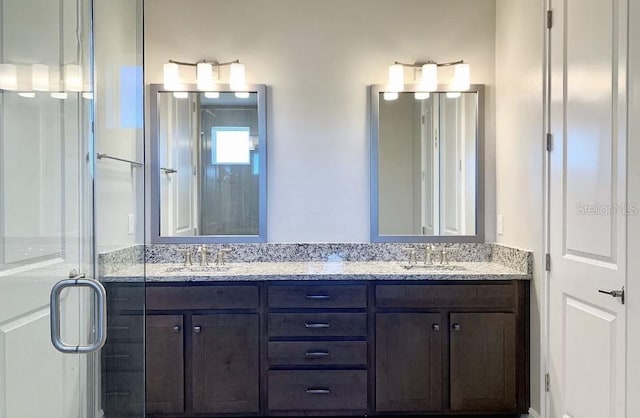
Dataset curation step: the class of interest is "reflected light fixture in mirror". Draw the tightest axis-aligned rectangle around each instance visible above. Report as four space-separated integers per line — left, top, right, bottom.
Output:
64 64 83 92
0 64 18 90
383 60 471 101
32 64 50 91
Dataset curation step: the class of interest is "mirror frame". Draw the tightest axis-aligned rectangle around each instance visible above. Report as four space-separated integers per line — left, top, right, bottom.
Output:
148 83 267 243
369 84 485 243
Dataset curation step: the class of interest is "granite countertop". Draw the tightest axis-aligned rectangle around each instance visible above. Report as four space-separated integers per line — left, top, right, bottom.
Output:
101 261 531 282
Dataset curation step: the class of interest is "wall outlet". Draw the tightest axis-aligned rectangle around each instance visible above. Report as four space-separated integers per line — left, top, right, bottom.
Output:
128 214 135 235
497 215 504 235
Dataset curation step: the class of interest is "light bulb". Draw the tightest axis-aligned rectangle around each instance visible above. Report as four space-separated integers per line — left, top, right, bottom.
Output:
51 92 68 99
235 92 250 99
173 92 188 99
414 92 430 100
163 62 180 90
229 63 246 91
204 91 220 99
197 62 214 90
18 92 36 98
64 64 83 91
451 63 470 91
32 64 50 91
0 64 18 90
387 64 404 92
419 64 438 92
383 92 398 101
446 92 462 99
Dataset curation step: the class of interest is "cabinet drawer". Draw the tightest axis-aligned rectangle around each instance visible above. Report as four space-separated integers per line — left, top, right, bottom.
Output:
268 313 367 337
104 371 144 414
268 284 367 308
146 285 258 310
107 314 144 343
106 284 144 311
268 370 367 411
104 343 144 372
268 341 367 366
376 283 516 309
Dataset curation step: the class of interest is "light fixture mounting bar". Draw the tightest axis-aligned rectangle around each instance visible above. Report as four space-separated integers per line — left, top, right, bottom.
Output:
168 59 240 68
394 60 464 68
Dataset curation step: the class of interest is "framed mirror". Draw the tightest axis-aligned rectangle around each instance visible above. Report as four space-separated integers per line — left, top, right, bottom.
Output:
370 84 484 243
149 84 267 243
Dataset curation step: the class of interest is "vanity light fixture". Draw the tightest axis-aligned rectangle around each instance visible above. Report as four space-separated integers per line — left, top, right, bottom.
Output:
32 64 50 91
384 60 471 100
0 63 18 90
64 64 83 92
163 59 247 96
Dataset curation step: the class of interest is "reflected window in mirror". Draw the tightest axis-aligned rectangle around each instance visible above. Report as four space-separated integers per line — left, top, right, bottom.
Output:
150 85 267 243
370 85 484 243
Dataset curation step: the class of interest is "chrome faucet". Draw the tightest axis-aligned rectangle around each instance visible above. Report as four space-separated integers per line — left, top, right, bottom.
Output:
198 245 210 266
441 247 449 265
404 247 417 267
424 244 435 265
183 248 193 266
215 248 232 265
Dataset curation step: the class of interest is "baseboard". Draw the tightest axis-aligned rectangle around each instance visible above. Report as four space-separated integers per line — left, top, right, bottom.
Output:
524 407 541 418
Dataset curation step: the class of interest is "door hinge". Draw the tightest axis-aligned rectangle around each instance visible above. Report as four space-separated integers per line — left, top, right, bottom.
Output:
546 10 553 29
545 253 551 272
546 133 553 152
545 373 550 392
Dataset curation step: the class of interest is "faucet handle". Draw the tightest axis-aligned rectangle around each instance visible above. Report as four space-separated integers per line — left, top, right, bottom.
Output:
216 247 232 265
404 247 417 266
183 248 193 266
441 247 449 265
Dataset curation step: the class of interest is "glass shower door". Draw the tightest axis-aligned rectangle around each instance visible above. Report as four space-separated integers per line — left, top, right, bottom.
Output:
0 0 102 416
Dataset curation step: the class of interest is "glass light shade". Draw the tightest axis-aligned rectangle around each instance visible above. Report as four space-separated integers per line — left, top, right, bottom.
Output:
18 92 36 98
446 91 462 99
64 64 83 91
51 92 68 99
197 63 215 90
387 64 404 92
451 63 470 91
32 64 50 91
414 92 430 100
235 92 250 99
163 62 180 90
204 91 220 99
383 92 398 101
0 64 18 90
173 92 189 99
229 63 246 91
419 64 438 92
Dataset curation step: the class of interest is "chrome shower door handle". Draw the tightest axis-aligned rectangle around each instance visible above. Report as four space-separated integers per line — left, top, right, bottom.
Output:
50 278 107 354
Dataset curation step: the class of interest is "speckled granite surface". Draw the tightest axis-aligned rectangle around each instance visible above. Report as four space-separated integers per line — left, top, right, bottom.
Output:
145 243 494 264
102 261 530 282
98 245 144 277
491 244 534 274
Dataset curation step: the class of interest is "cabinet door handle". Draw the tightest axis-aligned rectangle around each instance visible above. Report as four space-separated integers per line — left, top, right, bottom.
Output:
173 325 181 333
432 324 440 331
305 294 330 300
305 350 331 358
194 326 202 333
452 323 461 331
305 322 330 329
306 387 331 395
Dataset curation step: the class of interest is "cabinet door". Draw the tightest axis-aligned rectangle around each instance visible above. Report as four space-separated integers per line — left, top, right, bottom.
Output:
375 313 442 412
146 315 184 414
192 314 260 414
450 313 516 412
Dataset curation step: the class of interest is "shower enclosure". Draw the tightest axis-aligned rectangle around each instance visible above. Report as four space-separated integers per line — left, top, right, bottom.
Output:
0 0 145 416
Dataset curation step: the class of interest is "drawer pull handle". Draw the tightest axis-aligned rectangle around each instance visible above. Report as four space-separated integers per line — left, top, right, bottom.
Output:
173 325 181 333
306 387 331 395
305 322 330 329
106 354 131 359
106 391 131 397
305 351 331 358
305 294 331 300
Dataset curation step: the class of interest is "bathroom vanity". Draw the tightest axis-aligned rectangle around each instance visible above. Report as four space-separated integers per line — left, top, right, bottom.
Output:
101 255 530 418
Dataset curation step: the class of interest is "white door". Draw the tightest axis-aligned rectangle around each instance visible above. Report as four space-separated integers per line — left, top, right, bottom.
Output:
548 1 627 418
421 96 436 235
159 93 197 236
439 94 462 235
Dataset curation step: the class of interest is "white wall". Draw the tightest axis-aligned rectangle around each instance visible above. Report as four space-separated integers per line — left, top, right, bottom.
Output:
144 0 497 242
94 0 144 253
495 0 544 415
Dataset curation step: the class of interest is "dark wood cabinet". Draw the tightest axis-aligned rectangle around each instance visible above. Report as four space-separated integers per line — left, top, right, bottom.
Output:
146 315 184 414
449 312 517 412
375 313 443 412
192 314 259 414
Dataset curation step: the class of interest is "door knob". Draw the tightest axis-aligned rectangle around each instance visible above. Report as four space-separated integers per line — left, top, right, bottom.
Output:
598 287 625 304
